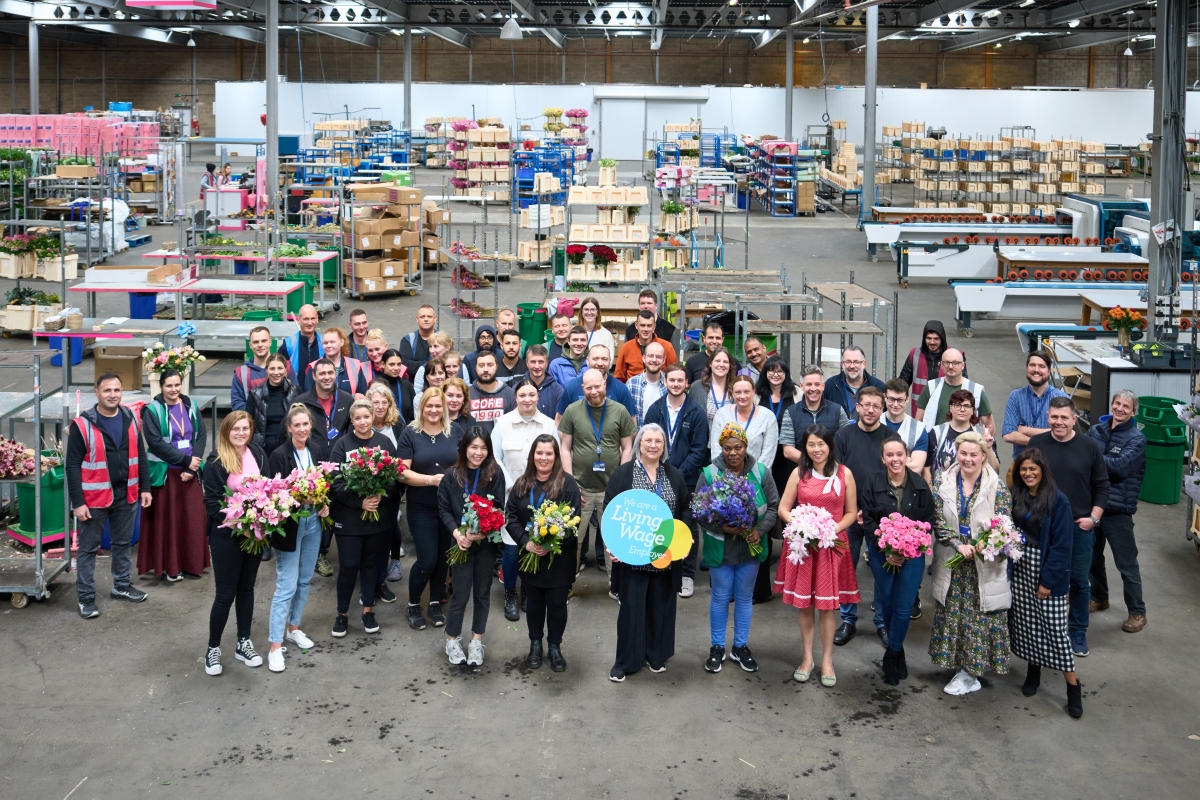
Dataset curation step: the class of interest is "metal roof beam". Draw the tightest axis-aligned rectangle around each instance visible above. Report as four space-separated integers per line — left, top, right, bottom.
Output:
754 28 783 49
1037 30 1137 53
939 27 1023 52
0 21 105 45
1048 0 1149 27
300 25 380 48
508 0 564 48
424 26 469 48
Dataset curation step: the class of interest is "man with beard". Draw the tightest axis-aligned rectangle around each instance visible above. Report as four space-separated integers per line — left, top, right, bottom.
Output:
1002 350 1067 459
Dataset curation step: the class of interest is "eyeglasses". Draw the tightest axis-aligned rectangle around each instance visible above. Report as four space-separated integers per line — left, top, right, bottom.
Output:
942 360 964 366
949 402 974 410
842 359 865 367
885 396 907 404
858 403 883 412
767 366 786 374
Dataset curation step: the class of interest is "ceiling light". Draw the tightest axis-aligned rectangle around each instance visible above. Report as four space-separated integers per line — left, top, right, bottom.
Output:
500 16 524 40
994 42 1002 48
1019 0 1034 6
982 9 1001 18
187 36 196 47
802 37 810 43
729 0 737 5
1124 44 1134 55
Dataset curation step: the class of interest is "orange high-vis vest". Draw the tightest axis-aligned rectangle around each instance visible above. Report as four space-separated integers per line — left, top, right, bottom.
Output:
73 414 140 507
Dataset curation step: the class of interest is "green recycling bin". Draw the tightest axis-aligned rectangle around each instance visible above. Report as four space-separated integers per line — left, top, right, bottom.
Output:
15 457 66 539
1139 437 1186 505
1136 396 1185 443
518 302 548 346
284 274 318 314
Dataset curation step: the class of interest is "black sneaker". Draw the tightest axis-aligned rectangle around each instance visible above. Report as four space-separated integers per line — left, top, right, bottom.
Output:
375 584 397 603
427 601 446 627
110 584 147 603
362 611 380 634
704 645 726 673
609 666 626 682
406 604 427 630
332 614 348 638
910 597 923 620
235 638 262 667
647 661 667 674
205 646 223 676
78 600 100 619
730 644 758 673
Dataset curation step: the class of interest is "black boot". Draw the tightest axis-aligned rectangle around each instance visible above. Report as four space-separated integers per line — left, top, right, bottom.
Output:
526 640 543 669
547 643 567 672
519 583 527 613
896 646 908 680
504 587 520 621
1022 664 1042 697
882 648 900 686
1066 681 1083 718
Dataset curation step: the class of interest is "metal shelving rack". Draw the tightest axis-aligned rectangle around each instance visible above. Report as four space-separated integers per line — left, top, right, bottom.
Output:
342 187 422 300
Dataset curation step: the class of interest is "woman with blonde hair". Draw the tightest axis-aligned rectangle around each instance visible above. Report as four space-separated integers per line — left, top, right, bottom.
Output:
201 411 268 676
414 332 463 393
364 328 393 378
576 297 616 366
929 430 1013 697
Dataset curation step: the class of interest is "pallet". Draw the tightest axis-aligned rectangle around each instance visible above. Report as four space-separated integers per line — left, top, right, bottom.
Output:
126 233 153 248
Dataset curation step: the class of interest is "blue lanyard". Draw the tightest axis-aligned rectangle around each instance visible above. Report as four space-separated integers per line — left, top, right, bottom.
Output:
323 398 338 439
638 460 664 498
738 404 756 430
666 401 683 450
466 467 480 498
588 402 606 456
461 468 481 526
711 383 727 412
292 445 312 469
768 396 783 420
957 473 972 529
530 485 546 510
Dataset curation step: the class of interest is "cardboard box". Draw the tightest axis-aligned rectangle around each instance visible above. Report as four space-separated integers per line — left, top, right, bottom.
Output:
355 276 405 294
55 164 98 179
346 182 389 200
354 234 382 251
352 257 384 279
387 186 423 205
381 229 420 249
94 346 144 391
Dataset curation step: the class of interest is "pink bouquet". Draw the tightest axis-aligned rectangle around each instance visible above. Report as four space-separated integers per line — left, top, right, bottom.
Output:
0 435 35 479
781 503 841 566
943 514 1024 569
220 475 300 555
876 513 933 573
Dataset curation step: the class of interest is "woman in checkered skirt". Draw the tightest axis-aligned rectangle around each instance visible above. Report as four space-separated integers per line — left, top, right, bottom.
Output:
1009 448 1082 718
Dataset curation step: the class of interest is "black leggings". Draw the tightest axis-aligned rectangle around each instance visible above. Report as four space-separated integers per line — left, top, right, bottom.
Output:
408 502 451 605
525 584 570 645
389 520 403 561
335 532 388 614
208 526 263 648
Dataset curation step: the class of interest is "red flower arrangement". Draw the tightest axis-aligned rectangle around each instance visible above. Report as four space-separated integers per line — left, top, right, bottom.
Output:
589 244 618 269
339 446 404 521
446 493 506 565
565 243 589 265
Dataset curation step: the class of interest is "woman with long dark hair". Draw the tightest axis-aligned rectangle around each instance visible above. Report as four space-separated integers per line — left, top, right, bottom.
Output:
139 368 208 581
1009 447 1081 717
752 354 800 603
688 346 733 427
930 389 999 476
246 352 299 456
506 434 581 672
773 425 859 687
437 426 506 667
379 348 416 425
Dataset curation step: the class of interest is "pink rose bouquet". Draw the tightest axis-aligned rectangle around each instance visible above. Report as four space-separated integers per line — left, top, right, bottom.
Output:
876 512 933 573
781 503 842 566
220 475 300 555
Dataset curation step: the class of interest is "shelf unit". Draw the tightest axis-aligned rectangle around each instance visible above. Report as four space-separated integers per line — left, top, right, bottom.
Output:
512 147 572 211
342 188 423 300
563 181 652 288
749 144 798 217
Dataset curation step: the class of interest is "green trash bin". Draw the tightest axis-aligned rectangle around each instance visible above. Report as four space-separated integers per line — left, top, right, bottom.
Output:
1136 396 1185 443
1139 437 1187 505
14 458 66 539
284 274 318 314
518 302 548 346
318 250 341 284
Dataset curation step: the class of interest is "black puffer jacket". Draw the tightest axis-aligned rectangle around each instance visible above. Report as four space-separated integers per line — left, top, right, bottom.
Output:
246 377 300 452
1085 415 1147 514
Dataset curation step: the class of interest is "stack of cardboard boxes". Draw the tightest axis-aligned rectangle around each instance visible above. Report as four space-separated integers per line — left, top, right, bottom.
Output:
343 185 451 295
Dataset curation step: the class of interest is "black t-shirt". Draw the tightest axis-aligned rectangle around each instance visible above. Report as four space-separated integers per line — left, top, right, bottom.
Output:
397 425 464 507
685 350 740 385
833 423 891 502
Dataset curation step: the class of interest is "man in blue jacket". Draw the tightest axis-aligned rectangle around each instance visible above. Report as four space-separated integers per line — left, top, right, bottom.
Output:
824 346 885 418
231 326 276 411
278 304 324 380
524 344 562 418
1085 389 1148 635
644 361 709 598
554 344 637 421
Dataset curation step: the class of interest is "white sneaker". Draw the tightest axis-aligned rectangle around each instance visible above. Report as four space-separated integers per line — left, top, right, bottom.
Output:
466 639 485 666
205 646 223 676
446 637 466 665
943 669 977 696
286 628 315 649
268 647 286 673
678 577 695 598
959 674 982 694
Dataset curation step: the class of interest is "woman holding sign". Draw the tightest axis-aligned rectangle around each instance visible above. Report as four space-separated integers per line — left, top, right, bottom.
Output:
603 424 690 682
506 434 582 672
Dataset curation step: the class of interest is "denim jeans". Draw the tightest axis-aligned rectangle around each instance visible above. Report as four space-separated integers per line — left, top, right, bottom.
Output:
501 543 519 589
269 515 321 642
1091 513 1145 616
868 544 924 651
1069 523 1096 636
75 499 138 601
709 561 759 648
840 523 884 629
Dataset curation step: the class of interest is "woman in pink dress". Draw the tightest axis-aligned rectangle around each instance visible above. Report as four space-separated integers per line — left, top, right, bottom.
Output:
774 424 859 687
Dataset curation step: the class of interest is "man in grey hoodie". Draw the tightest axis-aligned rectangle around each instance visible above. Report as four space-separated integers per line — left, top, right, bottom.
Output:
468 351 516 433
462 325 499 383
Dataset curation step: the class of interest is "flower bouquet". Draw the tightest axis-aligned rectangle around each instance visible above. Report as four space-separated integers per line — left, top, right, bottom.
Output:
876 512 933 573
142 342 205 376
589 244 618 274
519 499 580 572
943 514 1023 569
220 475 299 555
565 243 589 265
690 471 762 557
339 446 404 521
781 504 842 565
446 493 506 566
0 435 35 479
287 462 338 529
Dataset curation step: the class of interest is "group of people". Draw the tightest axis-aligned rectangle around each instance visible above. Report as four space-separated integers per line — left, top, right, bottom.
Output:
64 300 1150 716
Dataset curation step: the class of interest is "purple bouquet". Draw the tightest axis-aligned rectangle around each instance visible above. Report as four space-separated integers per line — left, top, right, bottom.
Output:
690 471 762 556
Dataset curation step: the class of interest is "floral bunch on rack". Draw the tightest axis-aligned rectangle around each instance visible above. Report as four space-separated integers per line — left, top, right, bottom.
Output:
588 245 618 273
661 201 685 215
451 265 491 289
448 140 468 152
142 342 205 376
425 122 442 133
565 244 588 265
599 158 618 169
5 288 58 306
542 107 564 117
450 178 474 190
0 435 36 479
449 241 484 261
30 235 72 260
565 109 589 119
451 120 478 132
449 297 482 319
0 234 34 255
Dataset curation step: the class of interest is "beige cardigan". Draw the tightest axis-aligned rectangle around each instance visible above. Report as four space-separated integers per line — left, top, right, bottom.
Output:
932 463 1012 613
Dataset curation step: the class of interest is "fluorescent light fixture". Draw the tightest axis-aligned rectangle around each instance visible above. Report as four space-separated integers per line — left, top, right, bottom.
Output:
802 37 810 43
982 8 1001 18
1019 0 1034 6
1068 19 1079 27
500 15 523 40
994 42 1002 48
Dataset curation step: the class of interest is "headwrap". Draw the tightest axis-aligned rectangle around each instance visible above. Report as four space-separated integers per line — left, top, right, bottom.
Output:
718 422 749 446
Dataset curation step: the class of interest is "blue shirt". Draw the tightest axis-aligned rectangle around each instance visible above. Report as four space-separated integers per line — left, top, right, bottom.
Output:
1002 384 1068 458
555 374 638 419
883 417 930 458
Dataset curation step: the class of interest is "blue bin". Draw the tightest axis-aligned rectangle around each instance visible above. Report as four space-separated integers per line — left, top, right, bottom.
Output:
233 260 252 275
129 292 157 319
100 506 141 549
49 336 83 366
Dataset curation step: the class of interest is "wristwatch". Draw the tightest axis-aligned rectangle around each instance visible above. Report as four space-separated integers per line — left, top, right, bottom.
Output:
1088 515 1100 527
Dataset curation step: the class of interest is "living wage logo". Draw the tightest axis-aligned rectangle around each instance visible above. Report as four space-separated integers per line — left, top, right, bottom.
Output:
601 489 692 567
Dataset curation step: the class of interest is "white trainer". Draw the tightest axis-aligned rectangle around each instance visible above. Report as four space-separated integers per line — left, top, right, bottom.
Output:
446 637 466 665
466 639 485 666
678 577 695 598
268 647 286 673
286 628 315 649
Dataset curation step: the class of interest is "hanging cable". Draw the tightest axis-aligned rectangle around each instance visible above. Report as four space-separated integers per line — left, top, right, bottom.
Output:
296 29 307 127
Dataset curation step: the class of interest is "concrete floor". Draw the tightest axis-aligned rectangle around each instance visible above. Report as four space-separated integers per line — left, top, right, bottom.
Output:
2 159 1199 799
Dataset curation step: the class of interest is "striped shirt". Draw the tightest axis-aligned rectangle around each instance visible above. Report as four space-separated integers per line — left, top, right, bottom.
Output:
1002 383 1068 458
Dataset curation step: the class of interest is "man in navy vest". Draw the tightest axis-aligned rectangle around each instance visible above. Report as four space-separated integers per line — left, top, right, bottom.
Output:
66 373 152 619
399 304 437 376
279 304 324 380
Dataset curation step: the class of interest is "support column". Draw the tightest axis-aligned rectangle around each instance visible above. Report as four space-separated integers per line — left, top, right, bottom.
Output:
266 0 279 221
785 29 794 141
862 8 878 206
28 21 38 115
468 45 473 83
101 45 106 109
1148 0 1187 342
403 25 412 132
984 49 993 89
236 40 243 81
655 52 660 85
1087 46 1096 88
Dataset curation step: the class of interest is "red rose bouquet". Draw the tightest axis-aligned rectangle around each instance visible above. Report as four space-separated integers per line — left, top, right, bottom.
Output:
589 244 618 269
446 493 506 566
565 243 588 265
338 446 404 520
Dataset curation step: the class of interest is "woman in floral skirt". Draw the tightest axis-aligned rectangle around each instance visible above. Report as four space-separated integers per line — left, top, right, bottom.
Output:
774 425 858 687
929 430 1013 696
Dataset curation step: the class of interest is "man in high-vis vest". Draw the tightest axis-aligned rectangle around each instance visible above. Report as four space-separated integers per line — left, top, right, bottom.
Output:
914 348 994 436
67 373 152 619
